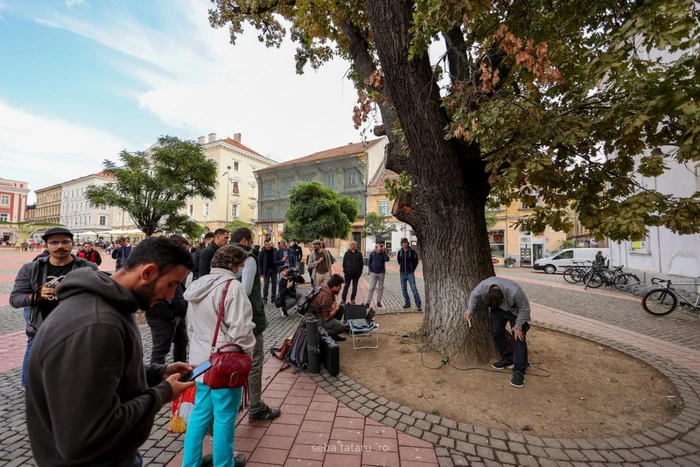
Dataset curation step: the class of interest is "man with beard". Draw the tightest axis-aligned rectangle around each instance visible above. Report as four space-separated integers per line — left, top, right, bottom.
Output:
11 228 99 367
76 241 103 266
309 273 347 341
25 236 196 467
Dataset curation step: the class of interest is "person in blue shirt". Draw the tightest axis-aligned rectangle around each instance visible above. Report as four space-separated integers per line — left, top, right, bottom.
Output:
364 244 389 308
397 238 421 310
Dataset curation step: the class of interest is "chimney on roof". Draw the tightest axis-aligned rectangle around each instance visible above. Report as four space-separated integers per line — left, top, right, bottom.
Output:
208 133 217 143
233 133 242 143
198 136 206 144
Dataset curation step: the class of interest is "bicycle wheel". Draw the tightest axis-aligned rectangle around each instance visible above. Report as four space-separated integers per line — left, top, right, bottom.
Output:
613 273 640 292
586 272 604 288
642 289 678 316
563 268 581 284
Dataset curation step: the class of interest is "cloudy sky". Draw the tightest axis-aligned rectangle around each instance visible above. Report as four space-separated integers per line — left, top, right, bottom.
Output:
0 0 363 202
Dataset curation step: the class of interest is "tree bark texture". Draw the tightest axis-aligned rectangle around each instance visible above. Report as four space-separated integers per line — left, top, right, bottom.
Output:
366 0 497 362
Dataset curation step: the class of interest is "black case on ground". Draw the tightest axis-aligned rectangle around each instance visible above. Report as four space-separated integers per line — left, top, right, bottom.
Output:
318 327 340 376
344 304 368 320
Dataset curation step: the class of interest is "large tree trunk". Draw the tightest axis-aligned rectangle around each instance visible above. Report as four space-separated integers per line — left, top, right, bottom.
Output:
366 0 497 362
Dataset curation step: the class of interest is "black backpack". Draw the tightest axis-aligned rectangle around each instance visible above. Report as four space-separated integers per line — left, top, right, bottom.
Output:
285 328 309 374
294 285 322 316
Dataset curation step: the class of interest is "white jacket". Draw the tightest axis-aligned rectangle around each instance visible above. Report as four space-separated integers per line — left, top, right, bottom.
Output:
184 268 256 379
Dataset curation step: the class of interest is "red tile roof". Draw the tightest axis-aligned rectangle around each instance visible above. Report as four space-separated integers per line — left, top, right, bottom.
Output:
367 167 399 195
259 139 384 171
223 138 262 156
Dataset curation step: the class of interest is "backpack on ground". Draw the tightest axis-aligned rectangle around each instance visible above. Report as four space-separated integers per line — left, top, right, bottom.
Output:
285 328 309 374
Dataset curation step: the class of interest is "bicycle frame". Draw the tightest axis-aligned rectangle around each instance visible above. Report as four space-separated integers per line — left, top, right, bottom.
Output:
652 279 700 310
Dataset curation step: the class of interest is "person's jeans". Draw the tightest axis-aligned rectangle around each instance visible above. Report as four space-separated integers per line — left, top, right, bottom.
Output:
366 273 385 304
22 307 33 389
490 308 529 373
263 269 278 301
248 333 266 413
400 272 422 307
283 293 301 312
322 307 346 336
147 317 189 365
182 382 242 467
341 274 360 302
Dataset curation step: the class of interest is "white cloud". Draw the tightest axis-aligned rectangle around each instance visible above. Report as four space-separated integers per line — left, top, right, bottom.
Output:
32 0 362 161
65 0 86 8
0 100 125 202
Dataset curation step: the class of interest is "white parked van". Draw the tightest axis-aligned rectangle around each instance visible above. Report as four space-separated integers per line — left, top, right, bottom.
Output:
533 248 609 274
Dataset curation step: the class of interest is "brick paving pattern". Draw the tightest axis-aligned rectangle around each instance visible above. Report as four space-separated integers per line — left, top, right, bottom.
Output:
1 250 700 466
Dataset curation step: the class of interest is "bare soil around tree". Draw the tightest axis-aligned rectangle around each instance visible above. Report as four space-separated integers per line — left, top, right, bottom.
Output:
338 313 679 438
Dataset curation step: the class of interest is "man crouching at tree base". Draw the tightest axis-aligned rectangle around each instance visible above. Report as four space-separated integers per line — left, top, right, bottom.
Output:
465 277 531 388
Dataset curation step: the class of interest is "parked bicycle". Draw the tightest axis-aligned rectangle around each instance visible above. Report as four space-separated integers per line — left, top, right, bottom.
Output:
642 278 700 316
563 262 640 291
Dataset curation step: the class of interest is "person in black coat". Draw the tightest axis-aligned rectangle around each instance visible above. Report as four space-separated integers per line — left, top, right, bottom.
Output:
258 240 277 303
192 232 215 280
341 241 364 305
198 229 229 278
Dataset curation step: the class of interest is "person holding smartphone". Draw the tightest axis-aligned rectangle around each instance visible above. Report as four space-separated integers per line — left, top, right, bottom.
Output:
182 245 256 467
25 237 196 467
10 227 98 392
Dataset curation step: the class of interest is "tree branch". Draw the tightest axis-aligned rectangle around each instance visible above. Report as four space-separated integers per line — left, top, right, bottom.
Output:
442 25 471 84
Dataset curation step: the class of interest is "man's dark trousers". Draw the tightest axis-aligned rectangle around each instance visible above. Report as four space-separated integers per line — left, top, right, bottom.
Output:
146 317 189 365
263 268 278 301
490 308 529 373
341 274 360 302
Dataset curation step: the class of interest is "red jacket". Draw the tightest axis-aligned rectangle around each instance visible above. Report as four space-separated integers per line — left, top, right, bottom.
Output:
76 249 102 266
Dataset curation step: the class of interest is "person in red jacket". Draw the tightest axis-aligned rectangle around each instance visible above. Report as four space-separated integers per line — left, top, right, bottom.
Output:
76 242 102 266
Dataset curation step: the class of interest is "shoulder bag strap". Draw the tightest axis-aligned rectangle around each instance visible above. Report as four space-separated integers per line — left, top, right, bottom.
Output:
211 279 233 350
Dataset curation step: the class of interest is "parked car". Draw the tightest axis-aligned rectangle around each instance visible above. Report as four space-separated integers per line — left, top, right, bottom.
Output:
533 248 609 274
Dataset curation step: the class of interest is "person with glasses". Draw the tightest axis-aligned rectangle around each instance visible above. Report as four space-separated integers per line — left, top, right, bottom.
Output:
9 227 98 392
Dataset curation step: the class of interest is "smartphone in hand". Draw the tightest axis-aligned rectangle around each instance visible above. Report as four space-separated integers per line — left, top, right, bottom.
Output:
179 360 212 382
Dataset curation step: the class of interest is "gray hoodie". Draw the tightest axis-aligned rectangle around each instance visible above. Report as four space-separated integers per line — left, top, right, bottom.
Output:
185 268 256 376
26 268 172 467
467 276 531 330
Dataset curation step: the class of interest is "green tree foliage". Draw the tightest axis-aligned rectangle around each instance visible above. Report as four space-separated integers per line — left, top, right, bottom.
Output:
209 0 699 241
225 220 254 233
86 136 217 237
283 182 358 243
0 221 64 244
362 212 397 244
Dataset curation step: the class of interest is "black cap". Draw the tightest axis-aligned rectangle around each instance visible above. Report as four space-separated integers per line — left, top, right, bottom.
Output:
42 227 74 242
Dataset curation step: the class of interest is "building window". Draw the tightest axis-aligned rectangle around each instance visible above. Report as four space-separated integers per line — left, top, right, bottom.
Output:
0 195 10 206
284 179 293 191
204 202 210 216
326 173 335 188
265 207 274 220
188 204 194 216
231 203 239 218
488 230 505 258
303 174 314 182
264 183 273 197
378 200 390 217
348 170 357 186
234 161 239 171
0 213 8 222
232 182 240 194
250 205 256 219
250 185 257 199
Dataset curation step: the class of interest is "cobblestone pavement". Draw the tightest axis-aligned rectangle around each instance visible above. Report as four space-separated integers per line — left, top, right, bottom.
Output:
2 251 700 465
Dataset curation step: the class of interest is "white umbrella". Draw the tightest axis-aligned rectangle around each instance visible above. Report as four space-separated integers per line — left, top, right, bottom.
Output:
80 231 98 236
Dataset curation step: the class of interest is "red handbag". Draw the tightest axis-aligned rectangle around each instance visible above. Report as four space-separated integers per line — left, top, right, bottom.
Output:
203 279 252 389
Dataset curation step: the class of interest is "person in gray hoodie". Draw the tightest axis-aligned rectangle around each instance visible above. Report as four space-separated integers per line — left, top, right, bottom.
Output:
465 276 532 388
25 236 196 467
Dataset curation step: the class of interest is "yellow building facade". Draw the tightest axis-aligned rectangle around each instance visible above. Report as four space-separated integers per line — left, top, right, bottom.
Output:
185 133 276 232
33 184 62 225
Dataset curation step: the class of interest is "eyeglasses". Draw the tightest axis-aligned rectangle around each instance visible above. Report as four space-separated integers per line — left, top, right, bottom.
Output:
48 240 73 247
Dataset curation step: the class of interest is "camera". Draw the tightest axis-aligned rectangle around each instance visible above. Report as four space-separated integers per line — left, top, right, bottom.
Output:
287 267 300 279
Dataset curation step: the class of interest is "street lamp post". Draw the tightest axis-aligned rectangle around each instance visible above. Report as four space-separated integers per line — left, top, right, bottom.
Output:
223 166 233 224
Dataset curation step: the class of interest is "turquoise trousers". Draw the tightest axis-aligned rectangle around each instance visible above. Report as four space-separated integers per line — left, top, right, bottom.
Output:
182 382 242 467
